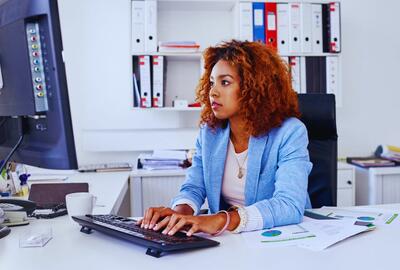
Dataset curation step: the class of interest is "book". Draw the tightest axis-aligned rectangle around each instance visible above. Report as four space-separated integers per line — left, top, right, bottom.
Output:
346 157 395 168
158 41 200 53
375 145 400 163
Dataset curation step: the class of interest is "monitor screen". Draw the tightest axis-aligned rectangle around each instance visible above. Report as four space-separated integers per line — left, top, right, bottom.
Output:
0 0 77 169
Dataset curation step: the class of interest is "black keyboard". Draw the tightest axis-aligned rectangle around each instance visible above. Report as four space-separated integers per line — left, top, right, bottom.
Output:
72 214 219 258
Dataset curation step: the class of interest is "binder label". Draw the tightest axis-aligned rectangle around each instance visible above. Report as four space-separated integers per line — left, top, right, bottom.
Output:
254 10 264 26
267 12 276 30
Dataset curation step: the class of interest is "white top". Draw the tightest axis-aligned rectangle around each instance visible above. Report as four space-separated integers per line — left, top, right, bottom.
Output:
221 139 247 206
221 140 263 232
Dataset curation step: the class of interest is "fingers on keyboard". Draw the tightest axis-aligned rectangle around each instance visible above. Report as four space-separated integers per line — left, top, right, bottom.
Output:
154 216 171 231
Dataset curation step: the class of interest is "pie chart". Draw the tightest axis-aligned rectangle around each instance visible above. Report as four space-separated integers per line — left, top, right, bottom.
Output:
262 230 282 237
357 216 375 221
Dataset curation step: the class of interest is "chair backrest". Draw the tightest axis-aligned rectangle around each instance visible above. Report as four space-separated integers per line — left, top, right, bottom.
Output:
298 94 338 208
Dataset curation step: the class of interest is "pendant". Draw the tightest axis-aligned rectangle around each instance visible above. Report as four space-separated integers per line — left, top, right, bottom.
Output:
238 168 244 179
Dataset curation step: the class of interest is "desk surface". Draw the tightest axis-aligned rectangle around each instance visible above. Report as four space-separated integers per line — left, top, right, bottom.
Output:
1 173 399 270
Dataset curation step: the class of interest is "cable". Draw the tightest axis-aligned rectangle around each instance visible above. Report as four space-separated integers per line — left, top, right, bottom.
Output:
0 118 7 129
0 134 24 174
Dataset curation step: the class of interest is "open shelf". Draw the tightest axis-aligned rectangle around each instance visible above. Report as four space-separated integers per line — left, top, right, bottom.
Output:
132 107 201 111
132 51 202 61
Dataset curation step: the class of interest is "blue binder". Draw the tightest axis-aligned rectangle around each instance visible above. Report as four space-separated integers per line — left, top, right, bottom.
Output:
252 2 265 43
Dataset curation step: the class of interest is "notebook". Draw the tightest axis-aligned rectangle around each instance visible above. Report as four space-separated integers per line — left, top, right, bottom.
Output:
28 183 89 209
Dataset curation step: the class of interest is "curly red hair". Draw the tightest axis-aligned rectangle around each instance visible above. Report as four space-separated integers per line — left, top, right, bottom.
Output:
196 40 300 137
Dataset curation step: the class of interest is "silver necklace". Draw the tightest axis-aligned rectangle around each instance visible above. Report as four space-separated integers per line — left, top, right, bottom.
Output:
235 152 248 179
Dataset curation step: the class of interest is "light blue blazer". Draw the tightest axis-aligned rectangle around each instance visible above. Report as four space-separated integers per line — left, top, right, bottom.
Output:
172 117 312 229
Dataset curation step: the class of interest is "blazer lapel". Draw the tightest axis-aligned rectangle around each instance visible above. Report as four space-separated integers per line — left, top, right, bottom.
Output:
244 134 268 205
207 126 230 213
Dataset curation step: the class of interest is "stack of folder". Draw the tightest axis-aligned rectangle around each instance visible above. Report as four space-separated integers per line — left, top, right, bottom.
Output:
137 150 188 170
237 2 341 54
375 145 400 163
133 55 166 108
131 1 158 53
281 55 339 94
346 157 396 168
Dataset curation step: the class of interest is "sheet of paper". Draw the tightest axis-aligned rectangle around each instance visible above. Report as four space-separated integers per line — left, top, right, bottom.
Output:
357 207 400 226
298 216 369 251
241 216 371 251
310 207 399 226
242 223 316 248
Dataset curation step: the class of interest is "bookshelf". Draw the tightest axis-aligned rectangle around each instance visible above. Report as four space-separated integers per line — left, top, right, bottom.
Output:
132 0 342 112
125 0 343 151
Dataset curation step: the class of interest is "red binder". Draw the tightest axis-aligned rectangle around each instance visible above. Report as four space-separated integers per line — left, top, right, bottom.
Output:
265 2 277 49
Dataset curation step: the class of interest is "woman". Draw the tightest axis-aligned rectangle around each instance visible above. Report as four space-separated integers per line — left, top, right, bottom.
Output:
138 40 312 237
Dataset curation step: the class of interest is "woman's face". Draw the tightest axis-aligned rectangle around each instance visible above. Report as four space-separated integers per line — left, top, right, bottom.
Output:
209 60 241 120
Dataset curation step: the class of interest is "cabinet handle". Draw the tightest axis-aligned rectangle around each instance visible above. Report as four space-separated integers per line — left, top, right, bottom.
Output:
347 180 352 185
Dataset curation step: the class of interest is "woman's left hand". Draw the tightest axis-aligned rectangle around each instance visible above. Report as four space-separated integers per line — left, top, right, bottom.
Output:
154 212 227 236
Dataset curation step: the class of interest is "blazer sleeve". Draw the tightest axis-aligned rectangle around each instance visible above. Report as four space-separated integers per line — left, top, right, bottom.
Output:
252 122 312 229
171 129 207 214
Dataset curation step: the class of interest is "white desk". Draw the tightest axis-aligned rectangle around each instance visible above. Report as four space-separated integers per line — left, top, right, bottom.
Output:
1 171 130 269
1 173 399 269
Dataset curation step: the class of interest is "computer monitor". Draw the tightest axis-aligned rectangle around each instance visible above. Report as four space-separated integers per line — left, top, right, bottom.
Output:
0 0 77 170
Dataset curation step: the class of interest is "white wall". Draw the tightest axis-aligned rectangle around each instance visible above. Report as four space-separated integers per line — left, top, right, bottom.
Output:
58 0 400 165
58 0 138 165
337 0 400 157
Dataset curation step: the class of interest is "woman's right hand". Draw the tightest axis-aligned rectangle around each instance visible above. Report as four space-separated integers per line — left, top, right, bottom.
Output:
137 207 177 230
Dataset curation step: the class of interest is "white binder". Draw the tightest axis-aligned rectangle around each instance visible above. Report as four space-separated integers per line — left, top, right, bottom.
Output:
277 4 289 55
300 56 306 93
300 3 312 53
326 56 339 96
238 2 253 41
311 4 323 53
329 2 341 52
133 73 140 107
281 56 289 66
280 56 290 79
131 1 145 53
144 0 157 52
289 56 301 93
152 56 164 108
139 55 152 108
288 3 301 53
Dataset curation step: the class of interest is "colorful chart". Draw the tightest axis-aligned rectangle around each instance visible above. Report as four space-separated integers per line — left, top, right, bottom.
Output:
262 230 282 237
357 216 375 221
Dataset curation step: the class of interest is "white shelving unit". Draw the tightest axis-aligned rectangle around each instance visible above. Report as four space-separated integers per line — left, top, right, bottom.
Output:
60 0 341 157
128 0 342 151
133 0 238 110
133 0 342 110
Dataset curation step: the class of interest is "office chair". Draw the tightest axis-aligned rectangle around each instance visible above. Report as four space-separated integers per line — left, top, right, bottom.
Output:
298 94 338 208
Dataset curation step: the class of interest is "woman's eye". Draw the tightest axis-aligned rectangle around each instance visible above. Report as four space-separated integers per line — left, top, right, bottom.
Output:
222 80 230 86
209 81 214 87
